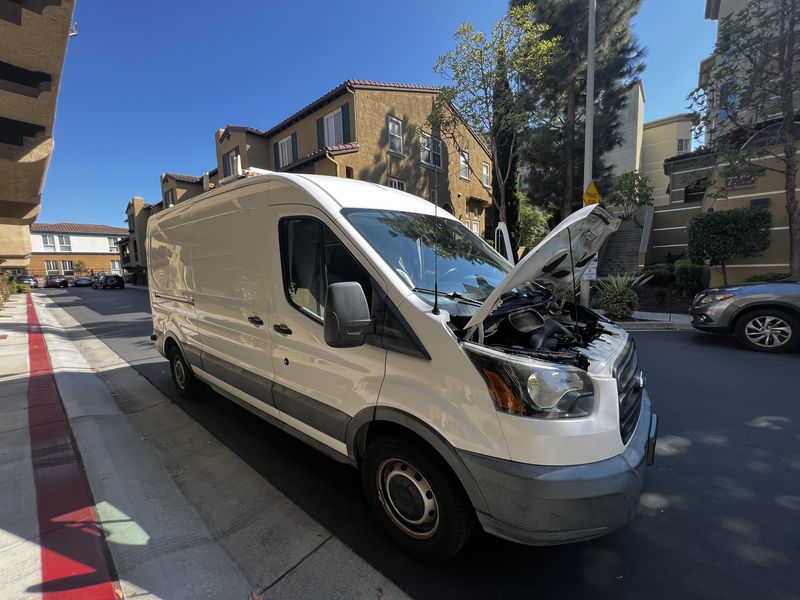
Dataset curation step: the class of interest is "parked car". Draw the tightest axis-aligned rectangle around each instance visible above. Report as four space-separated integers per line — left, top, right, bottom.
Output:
90 272 106 288
148 173 657 561
14 274 38 288
44 274 69 288
94 274 125 289
691 276 800 352
73 276 93 287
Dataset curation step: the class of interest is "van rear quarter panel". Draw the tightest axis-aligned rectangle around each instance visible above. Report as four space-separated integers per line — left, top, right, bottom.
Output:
148 202 201 355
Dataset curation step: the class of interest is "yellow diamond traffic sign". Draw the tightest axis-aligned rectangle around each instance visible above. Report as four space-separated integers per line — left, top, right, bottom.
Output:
582 181 602 206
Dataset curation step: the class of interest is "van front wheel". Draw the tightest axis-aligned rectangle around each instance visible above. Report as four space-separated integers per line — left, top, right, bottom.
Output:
169 346 200 399
362 437 474 563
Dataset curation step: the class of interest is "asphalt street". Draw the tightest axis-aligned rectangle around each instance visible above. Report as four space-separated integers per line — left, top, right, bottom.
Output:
41 286 800 600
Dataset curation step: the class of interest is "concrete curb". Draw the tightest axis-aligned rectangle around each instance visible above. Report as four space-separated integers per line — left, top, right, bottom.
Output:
617 321 694 331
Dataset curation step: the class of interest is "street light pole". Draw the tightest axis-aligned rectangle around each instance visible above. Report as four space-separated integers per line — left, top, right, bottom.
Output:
583 0 596 193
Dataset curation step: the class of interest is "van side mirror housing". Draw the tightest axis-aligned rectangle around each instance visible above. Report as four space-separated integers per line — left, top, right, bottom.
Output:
324 282 372 348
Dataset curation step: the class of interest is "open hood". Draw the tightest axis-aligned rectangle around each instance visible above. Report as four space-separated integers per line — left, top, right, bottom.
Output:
465 204 619 330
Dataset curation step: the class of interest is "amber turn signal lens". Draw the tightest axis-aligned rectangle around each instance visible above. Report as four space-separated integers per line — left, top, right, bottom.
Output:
482 369 526 415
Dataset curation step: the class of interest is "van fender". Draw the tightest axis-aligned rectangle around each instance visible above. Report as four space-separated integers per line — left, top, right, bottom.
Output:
346 406 488 513
161 329 202 370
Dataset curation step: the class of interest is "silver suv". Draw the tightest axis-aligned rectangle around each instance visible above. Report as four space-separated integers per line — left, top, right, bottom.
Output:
691 276 800 352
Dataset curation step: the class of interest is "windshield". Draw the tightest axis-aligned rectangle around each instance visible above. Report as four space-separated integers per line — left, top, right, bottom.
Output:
344 209 512 302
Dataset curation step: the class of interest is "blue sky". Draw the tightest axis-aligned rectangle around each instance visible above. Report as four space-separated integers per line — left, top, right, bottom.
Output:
41 0 716 227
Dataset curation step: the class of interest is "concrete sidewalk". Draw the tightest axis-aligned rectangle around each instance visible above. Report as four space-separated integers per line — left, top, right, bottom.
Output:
596 309 694 331
0 292 409 600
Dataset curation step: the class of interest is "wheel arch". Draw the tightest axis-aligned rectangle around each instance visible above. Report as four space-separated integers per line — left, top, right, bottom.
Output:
346 406 488 513
731 302 800 330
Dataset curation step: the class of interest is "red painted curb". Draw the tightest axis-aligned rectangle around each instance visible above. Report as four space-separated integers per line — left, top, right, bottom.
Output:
26 295 119 599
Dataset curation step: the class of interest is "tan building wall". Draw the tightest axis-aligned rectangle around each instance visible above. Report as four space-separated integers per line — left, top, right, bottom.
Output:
641 115 694 207
160 174 204 209
606 82 645 177
29 253 121 277
0 222 31 270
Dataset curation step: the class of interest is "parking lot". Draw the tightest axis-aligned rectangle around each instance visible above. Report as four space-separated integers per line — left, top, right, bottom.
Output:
42 286 800 600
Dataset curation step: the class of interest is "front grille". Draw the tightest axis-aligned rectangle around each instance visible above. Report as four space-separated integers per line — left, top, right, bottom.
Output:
614 340 643 444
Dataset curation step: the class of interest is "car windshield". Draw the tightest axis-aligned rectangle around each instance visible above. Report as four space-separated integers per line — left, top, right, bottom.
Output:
344 209 512 302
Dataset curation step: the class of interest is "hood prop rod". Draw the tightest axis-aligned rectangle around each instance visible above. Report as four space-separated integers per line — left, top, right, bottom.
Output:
567 228 579 335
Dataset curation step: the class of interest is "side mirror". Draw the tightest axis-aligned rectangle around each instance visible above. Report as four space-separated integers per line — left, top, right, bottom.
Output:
324 282 372 348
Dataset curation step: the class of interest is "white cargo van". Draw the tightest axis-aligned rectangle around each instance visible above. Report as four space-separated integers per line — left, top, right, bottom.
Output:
147 172 657 562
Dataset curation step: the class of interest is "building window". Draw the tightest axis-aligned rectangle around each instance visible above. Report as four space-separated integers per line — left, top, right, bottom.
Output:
750 198 770 209
57 235 71 251
45 260 59 275
718 83 737 122
388 177 406 191
222 146 240 178
482 162 491 186
110 260 121 274
163 188 175 208
459 152 469 180
345 166 354 179
420 134 442 168
388 116 403 154
42 235 55 251
677 139 691 154
108 237 119 252
61 260 74 276
278 135 292 168
324 107 344 146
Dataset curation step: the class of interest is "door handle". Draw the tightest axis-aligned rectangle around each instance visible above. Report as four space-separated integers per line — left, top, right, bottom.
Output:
248 316 264 327
273 323 292 335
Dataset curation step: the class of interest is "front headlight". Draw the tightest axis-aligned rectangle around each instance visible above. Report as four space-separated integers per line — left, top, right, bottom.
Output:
463 342 594 419
696 292 734 305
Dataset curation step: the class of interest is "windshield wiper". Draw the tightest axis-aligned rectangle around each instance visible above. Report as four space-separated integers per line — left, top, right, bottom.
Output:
412 287 483 306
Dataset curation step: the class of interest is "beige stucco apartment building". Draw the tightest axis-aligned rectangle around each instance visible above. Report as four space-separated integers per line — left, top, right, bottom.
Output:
28 223 127 278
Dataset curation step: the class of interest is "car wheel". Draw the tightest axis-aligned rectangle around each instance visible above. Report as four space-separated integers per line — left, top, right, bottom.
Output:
168 345 200 399
362 437 474 563
735 308 800 353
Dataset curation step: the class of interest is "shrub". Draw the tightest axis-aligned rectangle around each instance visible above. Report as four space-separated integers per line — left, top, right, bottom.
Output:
745 272 790 283
674 259 704 294
13 283 30 294
640 263 674 286
595 273 652 320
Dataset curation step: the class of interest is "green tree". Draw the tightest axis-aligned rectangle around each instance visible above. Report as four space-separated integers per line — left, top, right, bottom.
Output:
689 0 799 277
428 4 557 241
516 192 549 248
606 170 653 222
513 0 645 221
72 260 88 276
687 207 772 286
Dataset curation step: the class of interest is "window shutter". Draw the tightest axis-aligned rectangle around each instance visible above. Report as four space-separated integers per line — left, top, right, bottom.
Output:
341 103 351 143
316 118 324 149
291 132 298 163
273 142 280 170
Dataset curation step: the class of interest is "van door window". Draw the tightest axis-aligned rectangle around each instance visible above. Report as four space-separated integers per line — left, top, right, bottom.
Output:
279 217 373 321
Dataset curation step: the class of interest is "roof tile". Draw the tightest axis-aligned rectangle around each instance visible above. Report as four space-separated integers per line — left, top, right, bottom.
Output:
31 223 129 235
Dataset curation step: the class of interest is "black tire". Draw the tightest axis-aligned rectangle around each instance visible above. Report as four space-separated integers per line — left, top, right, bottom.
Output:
362 436 475 563
734 308 800 353
168 346 200 399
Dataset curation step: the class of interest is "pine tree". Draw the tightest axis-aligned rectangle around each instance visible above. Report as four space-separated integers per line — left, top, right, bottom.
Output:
513 0 645 221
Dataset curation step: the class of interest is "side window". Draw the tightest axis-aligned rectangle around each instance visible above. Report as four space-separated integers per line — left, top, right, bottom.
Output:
279 217 373 321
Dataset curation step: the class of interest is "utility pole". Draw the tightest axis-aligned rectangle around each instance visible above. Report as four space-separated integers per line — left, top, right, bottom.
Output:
583 0 596 193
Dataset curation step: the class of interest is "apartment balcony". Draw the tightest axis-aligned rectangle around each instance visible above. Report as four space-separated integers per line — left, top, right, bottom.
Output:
121 254 131 265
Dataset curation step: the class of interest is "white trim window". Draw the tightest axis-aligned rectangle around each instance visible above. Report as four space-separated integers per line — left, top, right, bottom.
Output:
420 134 442 168
388 177 406 191
42 235 55 251
470 220 480 235
163 188 175 208
677 138 691 154
57 235 71 251
110 260 121 274
222 146 240 178
482 162 491 187
324 107 344 146
45 260 59 275
61 260 74 276
459 152 470 180
388 116 403 154
108 237 119 252
278 135 292 168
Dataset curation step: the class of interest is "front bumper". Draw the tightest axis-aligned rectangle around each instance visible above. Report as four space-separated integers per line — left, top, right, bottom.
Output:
690 302 733 334
459 391 656 546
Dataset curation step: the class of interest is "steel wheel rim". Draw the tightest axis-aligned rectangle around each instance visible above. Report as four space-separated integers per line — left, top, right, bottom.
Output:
376 458 439 539
745 316 791 348
174 358 186 389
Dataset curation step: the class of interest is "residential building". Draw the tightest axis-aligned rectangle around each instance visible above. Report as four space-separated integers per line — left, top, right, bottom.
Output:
605 81 646 177
0 0 75 271
160 169 217 210
118 196 161 285
28 223 128 278
209 80 492 234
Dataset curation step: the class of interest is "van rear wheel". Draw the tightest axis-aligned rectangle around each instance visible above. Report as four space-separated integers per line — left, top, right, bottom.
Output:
362 437 474 563
169 346 200 399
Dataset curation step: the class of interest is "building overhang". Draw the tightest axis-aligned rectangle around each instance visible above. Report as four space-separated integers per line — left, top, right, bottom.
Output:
282 143 360 172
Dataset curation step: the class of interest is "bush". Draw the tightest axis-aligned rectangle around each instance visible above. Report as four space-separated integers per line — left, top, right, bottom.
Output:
12 282 30 294
639 263 674 286
595 273 651 320
674 259 704 294
745 272 790 283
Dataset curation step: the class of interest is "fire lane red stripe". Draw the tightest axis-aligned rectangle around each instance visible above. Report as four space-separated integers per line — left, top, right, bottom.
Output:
26 294 118 600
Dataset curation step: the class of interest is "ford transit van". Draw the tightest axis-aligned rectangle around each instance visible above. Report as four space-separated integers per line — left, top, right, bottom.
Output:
147 172 657 562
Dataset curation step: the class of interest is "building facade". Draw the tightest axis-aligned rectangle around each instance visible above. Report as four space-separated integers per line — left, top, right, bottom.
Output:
0 0 75 270
118 196 161 285
28 223 127 278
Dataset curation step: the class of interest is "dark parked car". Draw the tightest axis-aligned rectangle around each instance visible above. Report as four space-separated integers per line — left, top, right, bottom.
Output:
14 274 38 288
44 274 68 288
73 276 93 287
691 276 800 352
94 274 125 289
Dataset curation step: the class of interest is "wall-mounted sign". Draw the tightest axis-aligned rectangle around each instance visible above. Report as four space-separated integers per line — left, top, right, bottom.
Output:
725 174 755 190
